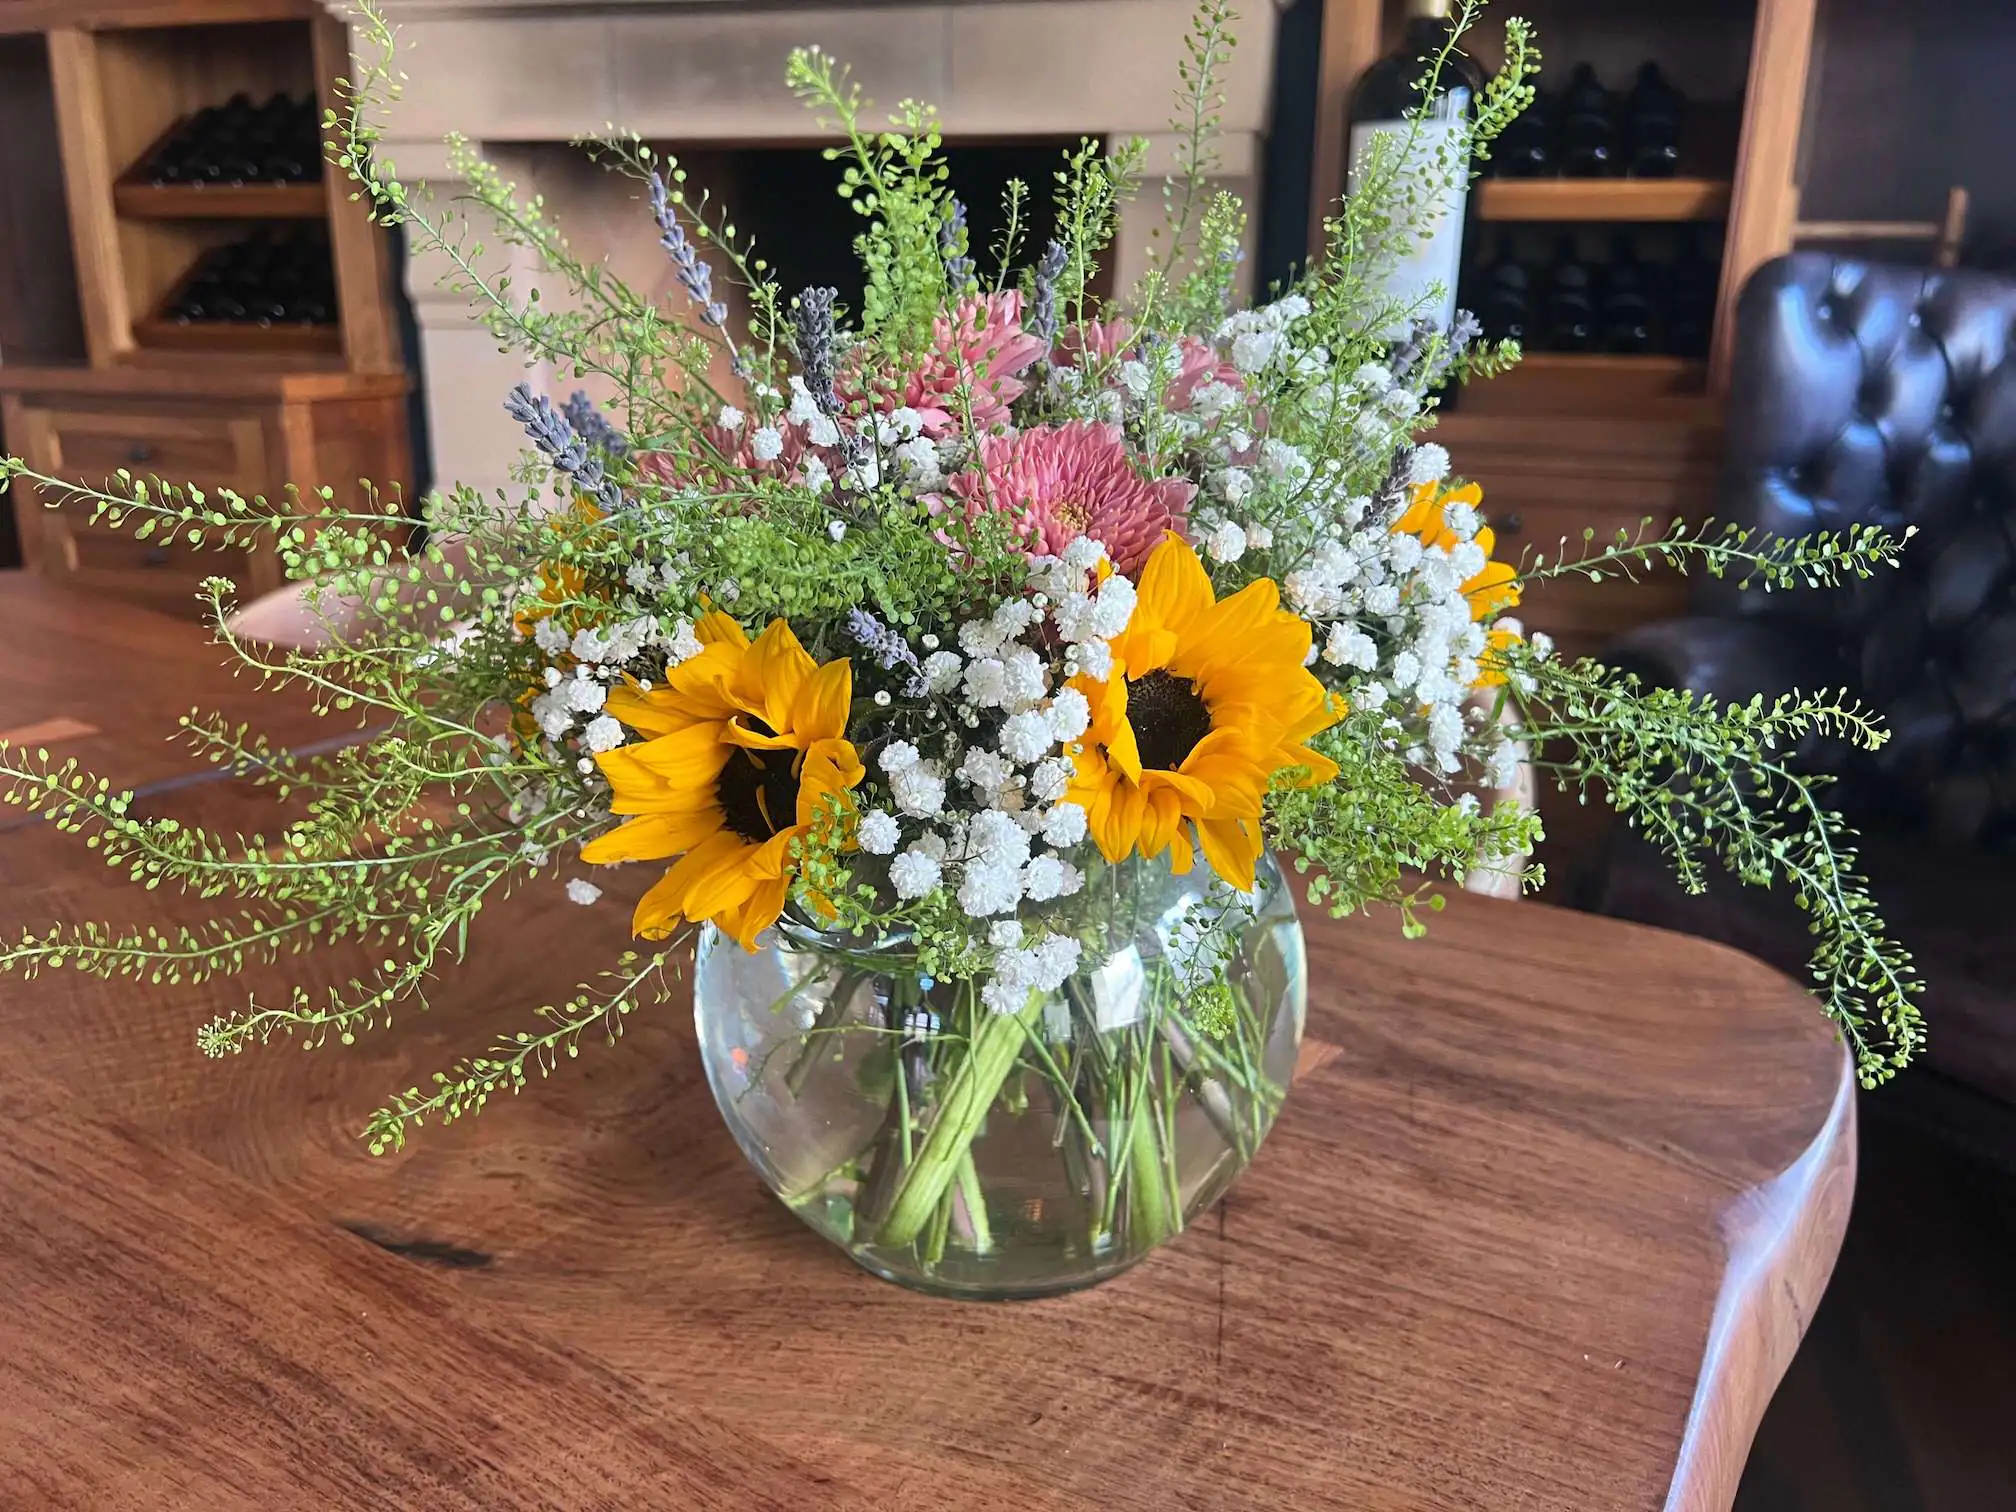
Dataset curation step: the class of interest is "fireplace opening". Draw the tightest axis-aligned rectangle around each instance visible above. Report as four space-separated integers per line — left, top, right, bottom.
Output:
719 138 1116 313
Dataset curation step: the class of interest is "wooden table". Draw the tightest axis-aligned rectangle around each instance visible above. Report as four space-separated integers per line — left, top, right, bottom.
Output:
0 574 1856 1511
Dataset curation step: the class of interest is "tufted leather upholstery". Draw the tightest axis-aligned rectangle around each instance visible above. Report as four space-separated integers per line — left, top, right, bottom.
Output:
1601 253 2016 1112
1615 253 2016 845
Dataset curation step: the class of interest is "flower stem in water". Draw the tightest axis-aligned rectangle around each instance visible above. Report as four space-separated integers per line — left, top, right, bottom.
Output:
876 988 1042 1249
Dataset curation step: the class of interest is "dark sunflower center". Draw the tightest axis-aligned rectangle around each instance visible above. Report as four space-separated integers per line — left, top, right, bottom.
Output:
716 732 800 843
1129 669 1213 772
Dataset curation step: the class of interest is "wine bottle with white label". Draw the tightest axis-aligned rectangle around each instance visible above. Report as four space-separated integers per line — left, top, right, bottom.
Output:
1345 0 1486 337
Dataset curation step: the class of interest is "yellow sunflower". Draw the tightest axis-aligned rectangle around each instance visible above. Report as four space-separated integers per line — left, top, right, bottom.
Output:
581 614 864 949
1393 480 1522 622
1066 535 1342 891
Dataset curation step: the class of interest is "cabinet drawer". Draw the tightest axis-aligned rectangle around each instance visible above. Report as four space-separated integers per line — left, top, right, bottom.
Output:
6 400 271 615
58 517 251 613
33 407 266 493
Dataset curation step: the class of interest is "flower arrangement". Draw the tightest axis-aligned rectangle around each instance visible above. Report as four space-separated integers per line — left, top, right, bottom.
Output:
0 3 1923 1293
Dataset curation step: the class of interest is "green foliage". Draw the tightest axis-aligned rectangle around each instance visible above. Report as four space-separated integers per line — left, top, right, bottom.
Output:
788 47 955 347
1516 515 1914 593
1504 654 1923 1087
1268 715 1545 932
1053 135 1147 325
358 949 681 1154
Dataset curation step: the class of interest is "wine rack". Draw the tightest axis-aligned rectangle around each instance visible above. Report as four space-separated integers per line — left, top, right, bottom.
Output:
0 0 413 619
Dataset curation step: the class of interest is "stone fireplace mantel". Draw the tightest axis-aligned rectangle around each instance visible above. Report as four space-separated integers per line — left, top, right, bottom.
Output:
324 0 1281 497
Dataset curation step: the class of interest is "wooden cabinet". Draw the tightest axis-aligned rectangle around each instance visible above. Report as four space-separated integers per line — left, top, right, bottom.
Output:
2 368 410 616
0 0 413 611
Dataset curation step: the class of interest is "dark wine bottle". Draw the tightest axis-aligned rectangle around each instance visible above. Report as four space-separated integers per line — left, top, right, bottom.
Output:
1344 0 1485 335
1665 232 1719 357
1543 234 1598 351
1625 62 1684 178
1490 85 1553 179
1475 240 1534 347
1600 236 1656 353
1557 63 1617 178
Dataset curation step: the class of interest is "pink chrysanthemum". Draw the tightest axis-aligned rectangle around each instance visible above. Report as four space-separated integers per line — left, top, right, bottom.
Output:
943 421 1193 575
882 292 1045 439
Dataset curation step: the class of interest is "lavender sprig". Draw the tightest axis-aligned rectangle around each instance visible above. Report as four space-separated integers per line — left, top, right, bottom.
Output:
648 171 728 328
794 286 841 415
847 609 928 697
941 197 975 291
561 391 631 460
504 383 626 513
1390 310 1482 388
1028 240 1068 349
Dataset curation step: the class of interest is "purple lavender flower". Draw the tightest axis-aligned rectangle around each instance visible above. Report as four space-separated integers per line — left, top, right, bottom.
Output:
561 390 630 460
648 171 728 328
504 383 626 513
847 609 928 697
1028 240 1068 348
1390 309 1482 387
793 286 840 415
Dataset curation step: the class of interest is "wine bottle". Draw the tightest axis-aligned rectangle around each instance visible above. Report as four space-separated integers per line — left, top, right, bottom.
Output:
1490 85 1553 179
1625 62 1684 178
1542 234 1598 352
1345 0 1485 336
1600 236 1656 354
1557 63 1617 178
1665 232 1719 357
1475 239 1534 347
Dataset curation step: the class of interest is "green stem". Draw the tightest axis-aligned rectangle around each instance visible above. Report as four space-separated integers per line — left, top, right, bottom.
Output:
954 1149 992 1255
922 1183 954 1265
875 989 1042 1248
1125 1087 1182 1247
784 968 860 1097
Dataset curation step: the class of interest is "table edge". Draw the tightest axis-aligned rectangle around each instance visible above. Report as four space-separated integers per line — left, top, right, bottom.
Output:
1662 1044 1858 1512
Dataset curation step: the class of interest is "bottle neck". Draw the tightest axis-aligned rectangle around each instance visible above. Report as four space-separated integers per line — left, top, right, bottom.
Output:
1404 0 1455 18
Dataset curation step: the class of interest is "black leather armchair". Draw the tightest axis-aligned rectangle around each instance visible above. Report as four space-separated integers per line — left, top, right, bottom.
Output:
1600 252 2016 1109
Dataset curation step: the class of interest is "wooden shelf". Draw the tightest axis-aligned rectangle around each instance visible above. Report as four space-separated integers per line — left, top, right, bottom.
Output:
1476 179 1734 223
131 315 340 356
114 179 324 220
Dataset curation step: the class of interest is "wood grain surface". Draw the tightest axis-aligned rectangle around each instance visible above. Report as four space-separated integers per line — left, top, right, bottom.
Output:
0 574 1857 1511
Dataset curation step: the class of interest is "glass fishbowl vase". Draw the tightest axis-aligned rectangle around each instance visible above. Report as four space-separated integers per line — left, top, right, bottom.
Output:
693 849 1307 1299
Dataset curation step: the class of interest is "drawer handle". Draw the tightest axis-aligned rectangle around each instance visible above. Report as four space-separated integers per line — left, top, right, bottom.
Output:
140 546 171 567
127 444 157 465
1493 511 1524 537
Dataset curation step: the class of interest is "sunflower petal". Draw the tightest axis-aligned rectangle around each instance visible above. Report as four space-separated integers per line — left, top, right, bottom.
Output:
612 723 734 786
672 834 764 918
723 874 791 952
1134 534 1215 636
794 658 854 744
796 738 866 825
738 620 814 735
579 808 722 865
695 610 749 648
1196 817 1260 893
631 867 691 940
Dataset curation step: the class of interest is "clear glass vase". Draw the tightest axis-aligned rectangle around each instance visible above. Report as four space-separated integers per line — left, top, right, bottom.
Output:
693 850 1307 1299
